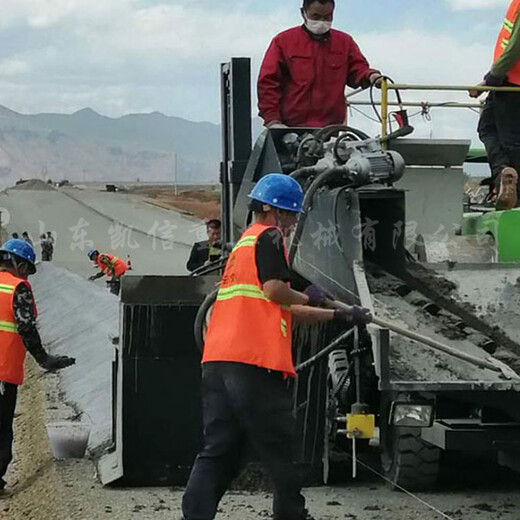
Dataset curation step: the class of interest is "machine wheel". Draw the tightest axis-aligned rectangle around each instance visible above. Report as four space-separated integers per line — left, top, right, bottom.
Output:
381 427 441 491
194 289 218 353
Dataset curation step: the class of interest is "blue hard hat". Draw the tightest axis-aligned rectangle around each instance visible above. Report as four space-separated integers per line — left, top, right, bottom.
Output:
249 173 304 213
87 249 99 260
0 239 37 274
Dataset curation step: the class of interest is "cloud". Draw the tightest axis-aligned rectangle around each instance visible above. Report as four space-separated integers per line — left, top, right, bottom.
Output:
348 30 490 144
0 0 502 151
446 0 509 11
0 2 297 120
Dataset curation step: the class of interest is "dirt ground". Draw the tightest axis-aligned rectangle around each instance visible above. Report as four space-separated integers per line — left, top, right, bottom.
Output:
3 360 520 520
1 360 65 520
134 186 221 221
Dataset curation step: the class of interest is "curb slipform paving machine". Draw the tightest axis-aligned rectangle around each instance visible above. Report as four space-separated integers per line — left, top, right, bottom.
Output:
99 59 520 491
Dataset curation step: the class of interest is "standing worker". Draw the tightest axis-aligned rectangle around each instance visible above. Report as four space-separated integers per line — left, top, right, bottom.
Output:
258 0 384 129
40 234 54 262
471 0 520 210
21 232 33 247
181 174 371 520
186 219 222 273
87 249 128 295
0 239 75 491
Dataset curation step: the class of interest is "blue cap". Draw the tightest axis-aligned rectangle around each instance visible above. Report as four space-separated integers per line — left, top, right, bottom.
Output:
249 173 304 213
0 239 37 274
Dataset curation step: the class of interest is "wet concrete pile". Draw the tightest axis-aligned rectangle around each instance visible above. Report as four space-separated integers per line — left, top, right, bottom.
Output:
367 263 520 382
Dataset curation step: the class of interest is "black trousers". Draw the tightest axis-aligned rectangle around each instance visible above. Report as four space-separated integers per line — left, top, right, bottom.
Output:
478 90 520 187
182 362 306 520
0 383 17 483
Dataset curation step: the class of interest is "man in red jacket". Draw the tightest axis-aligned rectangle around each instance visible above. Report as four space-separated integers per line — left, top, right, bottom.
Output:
258 0 383 129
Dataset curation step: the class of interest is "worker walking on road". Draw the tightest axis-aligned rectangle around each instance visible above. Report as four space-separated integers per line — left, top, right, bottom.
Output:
471 0 520 210
87 249 128 295
181 174 372 520
0 239 75 492
258 0 384 129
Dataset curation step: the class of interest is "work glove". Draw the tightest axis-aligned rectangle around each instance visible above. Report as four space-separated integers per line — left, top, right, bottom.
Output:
88 275 97 282
304 285 328 307
333 306 373 327
350 306 373 326
40 354 76 371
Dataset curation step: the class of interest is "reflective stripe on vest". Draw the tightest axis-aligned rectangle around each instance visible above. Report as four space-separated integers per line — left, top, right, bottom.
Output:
0 283 15 294
0 271 31 386
202 222 295 376
217 283 269 302
494 0 520 85
0 321 18 333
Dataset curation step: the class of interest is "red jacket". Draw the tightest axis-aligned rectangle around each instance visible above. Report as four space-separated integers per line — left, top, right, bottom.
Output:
258 26 376 128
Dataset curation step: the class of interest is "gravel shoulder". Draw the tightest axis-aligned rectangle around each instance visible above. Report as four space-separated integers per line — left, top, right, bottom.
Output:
3 361 520 520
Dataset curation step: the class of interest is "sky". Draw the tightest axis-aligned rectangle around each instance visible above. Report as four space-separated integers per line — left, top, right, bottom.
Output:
0 0 513 143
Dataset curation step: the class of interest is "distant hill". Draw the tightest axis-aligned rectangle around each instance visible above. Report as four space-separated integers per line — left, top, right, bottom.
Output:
0 105 223 184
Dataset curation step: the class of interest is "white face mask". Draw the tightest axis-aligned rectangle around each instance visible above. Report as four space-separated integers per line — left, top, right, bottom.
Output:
304 16 332 35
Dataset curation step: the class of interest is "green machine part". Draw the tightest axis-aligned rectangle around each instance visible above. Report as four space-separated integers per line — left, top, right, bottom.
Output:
475 209 520 263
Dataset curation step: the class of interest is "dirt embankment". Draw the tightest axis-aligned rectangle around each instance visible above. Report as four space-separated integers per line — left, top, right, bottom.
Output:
2 360 64 520
135 187 220 221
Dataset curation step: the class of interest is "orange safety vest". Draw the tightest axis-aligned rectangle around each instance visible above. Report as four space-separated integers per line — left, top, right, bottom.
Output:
96 253 127 277
0 271 37 386
202 223 295 377
494 0 520 85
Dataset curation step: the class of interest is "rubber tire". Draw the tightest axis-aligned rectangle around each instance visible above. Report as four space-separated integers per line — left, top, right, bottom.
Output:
194 289 218 353
382 427 441 491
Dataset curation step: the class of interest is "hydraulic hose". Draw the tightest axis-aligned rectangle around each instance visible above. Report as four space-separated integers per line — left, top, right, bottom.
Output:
194 288 218 352
289 165 328 184
289 167 353 265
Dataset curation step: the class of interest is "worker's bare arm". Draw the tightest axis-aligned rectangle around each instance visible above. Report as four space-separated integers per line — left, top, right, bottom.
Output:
263 279 309 306
291 305 334 324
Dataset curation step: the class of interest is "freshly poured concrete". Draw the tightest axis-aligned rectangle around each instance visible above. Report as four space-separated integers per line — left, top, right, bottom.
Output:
31 263 118 454
0 186 198 454
0 187 192 278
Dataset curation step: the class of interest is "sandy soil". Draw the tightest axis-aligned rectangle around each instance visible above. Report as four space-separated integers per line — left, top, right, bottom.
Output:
136 187 221 220
2 361 64 520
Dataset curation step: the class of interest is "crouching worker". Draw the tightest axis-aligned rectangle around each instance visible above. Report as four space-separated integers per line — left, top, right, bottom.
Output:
0 239 75 492
87 249 128 295
182 174 372 520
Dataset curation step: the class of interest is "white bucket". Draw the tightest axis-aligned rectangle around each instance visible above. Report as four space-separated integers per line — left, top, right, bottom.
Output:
47 422 91 459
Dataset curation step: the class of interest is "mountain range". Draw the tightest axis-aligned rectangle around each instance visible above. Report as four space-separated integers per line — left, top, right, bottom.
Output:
0 105 227 184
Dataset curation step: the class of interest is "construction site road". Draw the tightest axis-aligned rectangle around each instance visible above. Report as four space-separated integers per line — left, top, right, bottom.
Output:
3 185 520 519
0 185 194 278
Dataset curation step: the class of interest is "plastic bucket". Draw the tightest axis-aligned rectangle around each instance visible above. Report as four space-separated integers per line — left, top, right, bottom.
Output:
47 422 91 459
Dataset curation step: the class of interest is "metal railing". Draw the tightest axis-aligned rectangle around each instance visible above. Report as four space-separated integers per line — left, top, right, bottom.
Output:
347 82 520 142
381 82 520 140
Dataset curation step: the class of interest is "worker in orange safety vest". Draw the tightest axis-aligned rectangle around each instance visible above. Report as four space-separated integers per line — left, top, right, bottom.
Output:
471 0 520 210
0 239 75 492
182 174 372 520
87 249 128 295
